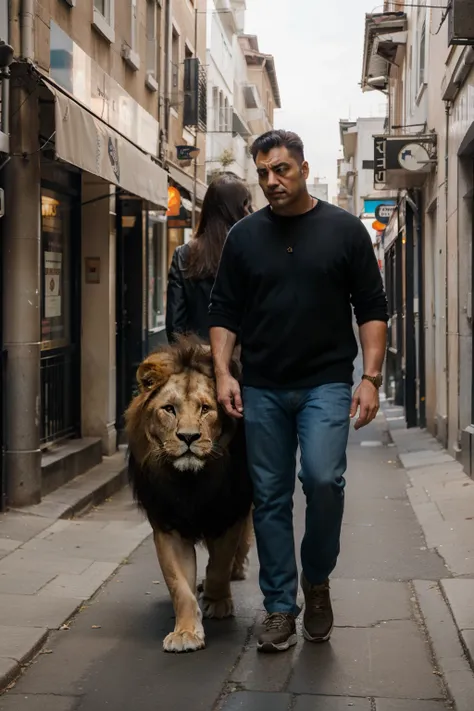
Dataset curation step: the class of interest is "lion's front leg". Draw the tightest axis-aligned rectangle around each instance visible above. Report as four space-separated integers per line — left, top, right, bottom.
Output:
153 529 205 653
202 520 245 620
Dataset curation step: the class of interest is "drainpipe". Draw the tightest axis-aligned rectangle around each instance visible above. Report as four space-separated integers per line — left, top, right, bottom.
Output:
443 101 451 448
20 0 34 61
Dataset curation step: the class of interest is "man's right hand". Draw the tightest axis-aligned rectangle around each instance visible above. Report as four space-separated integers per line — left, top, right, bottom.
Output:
216 374 244 419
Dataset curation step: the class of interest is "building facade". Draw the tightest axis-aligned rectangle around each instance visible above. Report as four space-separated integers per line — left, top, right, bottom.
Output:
360 0 474 476
205 7 281 209
307 178 329 202
0 0 210 507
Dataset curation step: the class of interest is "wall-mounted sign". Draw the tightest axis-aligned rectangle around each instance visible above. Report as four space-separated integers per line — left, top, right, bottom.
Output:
373 134 437 190
374 136 387 187
85 257 101 284
176 145 200 161
375 203 396 225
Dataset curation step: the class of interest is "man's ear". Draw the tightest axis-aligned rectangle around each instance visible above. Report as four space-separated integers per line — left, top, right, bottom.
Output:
301 160 310 181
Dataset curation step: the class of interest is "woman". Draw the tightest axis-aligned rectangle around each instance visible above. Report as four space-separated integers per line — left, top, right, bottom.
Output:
166 172 252 343
166 173 253 582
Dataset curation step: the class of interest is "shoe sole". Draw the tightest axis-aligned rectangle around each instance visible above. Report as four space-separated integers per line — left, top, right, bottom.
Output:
257 633 298 653
302 622 333 643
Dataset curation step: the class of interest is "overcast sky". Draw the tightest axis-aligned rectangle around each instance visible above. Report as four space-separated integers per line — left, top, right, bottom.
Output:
244 0 387 200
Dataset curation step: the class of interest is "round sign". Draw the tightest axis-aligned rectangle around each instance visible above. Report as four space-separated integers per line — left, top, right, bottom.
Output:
397 143 430 172
375 204 395 225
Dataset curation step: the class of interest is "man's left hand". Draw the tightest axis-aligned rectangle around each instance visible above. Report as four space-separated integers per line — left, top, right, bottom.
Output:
350 380 379 430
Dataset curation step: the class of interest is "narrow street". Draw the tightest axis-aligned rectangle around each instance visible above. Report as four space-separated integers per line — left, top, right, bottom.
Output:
0 413 456 711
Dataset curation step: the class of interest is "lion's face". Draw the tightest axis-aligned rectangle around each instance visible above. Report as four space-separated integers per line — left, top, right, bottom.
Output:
142 370 222 472
125 338 238 474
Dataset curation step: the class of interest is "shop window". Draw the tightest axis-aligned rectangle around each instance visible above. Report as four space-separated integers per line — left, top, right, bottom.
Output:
148 218 167 331
41 190 71 349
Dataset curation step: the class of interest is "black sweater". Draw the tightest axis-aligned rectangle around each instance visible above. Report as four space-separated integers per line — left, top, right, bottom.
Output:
208 200 388 389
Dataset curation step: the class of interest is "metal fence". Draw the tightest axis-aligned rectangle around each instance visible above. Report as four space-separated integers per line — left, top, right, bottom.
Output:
40 349 77 446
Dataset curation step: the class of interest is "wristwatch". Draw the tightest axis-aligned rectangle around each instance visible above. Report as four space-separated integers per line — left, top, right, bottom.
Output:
362 373 383 390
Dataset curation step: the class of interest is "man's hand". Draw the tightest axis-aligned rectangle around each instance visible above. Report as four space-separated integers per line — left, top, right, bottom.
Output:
216 373 244 419
350 380 379 430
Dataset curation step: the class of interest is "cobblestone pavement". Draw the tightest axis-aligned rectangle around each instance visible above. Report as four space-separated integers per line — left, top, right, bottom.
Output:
2 404 470 711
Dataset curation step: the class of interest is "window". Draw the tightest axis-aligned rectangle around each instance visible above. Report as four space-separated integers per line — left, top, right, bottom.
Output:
93 0 115 43
148 218 166 331
224 96 229 131
41 190 71 348
212 87 219 131
172 28 180 90
131 0 138 52
219 91 224 131
146 0 160 91
417 20 426 88
122 0 141 71
362 160 374 170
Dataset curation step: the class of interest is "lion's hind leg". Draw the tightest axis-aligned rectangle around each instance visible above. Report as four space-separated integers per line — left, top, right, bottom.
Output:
231 511 253 581
202 520 245 619
153 529 205 653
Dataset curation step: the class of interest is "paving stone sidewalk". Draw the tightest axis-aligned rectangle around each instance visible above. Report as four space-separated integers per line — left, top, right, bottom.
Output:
382 402 474 711
1 411 470 711
0 453 150 691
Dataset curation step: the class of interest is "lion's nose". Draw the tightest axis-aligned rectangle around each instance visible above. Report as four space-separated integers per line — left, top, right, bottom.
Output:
177 431 201 446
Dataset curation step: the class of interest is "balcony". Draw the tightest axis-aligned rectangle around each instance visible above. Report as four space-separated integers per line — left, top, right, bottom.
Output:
215 0 238 35
361 12 407 92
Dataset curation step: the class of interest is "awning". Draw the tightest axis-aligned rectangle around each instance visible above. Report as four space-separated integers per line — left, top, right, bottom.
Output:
168 163 207 203
46 83 168 208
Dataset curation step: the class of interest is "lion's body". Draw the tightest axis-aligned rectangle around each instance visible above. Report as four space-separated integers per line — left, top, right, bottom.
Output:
125 336 253 653
128 420 251 542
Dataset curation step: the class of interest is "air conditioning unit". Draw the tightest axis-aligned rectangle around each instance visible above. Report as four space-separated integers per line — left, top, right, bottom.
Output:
448 0 474 46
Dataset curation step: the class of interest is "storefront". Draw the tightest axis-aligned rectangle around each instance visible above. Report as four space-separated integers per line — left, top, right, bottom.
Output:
40 162 81 446
383 192 425 429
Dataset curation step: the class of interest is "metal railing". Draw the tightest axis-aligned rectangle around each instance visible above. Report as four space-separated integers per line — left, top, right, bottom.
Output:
40 349 77 446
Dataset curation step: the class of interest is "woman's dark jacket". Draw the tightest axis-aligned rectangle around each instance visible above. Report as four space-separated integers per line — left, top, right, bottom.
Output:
166 243 215 343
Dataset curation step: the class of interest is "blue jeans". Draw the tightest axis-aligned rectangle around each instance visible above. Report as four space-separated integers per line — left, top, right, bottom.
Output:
243 384 352 615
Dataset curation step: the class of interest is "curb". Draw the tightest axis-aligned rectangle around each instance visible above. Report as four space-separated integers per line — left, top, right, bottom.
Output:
0 629 50 694
9 451 129 521
381 401 474 711
0 450 144 694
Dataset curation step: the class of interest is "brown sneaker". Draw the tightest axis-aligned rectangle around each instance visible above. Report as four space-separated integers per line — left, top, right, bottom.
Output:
301 574 334 642
257 612 297 653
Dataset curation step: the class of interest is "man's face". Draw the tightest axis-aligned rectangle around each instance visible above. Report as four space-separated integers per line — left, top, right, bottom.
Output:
255 146 309 212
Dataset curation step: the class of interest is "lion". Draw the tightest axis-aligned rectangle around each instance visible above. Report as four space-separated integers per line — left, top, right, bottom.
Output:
125 335 253 653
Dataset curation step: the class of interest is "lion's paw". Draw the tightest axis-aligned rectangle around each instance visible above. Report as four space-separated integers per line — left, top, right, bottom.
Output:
163 629 205 653
202 596 234 619
231 561 248 581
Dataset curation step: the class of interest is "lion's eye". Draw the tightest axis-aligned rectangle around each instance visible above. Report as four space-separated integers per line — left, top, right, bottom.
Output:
201 404 211 414
162 405 176 415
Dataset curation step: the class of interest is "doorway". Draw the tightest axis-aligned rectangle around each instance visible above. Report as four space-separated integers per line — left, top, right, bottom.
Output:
39 172 81 447
116 195 147 441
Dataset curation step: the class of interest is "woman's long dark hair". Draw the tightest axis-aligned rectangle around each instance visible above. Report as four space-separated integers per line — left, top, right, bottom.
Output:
185 173 252 280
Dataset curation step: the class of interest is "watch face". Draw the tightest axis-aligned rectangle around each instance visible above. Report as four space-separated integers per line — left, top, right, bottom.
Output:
364 374 383 388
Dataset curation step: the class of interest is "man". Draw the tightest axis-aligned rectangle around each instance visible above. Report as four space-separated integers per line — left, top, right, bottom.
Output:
208 130 388 653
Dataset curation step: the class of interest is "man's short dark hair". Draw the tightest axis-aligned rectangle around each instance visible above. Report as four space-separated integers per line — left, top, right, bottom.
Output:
251 130 305 164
